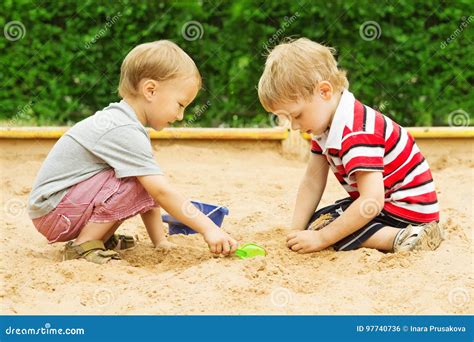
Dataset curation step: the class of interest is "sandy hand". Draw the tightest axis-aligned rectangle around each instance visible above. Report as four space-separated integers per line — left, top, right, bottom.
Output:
203 229 238 256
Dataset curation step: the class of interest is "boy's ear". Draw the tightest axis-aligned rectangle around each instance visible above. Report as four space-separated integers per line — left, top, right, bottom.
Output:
142 79 158 101
316 81 333 100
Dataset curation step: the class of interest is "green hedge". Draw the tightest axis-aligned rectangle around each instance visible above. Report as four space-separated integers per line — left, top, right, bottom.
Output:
1 0 472 127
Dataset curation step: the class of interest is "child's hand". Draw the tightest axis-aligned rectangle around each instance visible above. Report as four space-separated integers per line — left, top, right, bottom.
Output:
137 175 238 255
203 229 238 255
286 230 330 253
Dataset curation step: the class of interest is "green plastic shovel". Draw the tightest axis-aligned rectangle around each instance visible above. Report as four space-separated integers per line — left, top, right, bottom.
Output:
234 243 266 259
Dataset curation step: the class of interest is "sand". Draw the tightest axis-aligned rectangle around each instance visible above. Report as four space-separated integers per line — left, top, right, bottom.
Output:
0 135 472 315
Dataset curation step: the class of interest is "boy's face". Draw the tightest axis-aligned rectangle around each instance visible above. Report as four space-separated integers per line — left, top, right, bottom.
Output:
143 76 199 130
271 83 338 136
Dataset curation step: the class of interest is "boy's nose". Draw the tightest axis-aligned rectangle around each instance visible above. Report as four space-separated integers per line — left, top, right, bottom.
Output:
177 111 184 121
291 121 300 131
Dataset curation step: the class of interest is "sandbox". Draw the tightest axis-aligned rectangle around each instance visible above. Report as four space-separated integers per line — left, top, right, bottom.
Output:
0 128 472 315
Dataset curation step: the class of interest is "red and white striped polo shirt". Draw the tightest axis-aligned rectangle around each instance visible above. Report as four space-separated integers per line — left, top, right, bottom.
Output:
311 90 439 223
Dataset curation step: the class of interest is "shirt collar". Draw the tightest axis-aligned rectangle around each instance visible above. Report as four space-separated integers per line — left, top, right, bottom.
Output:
102 100 151 139
119 100 143 125
314 89 355 152
119 100 152 138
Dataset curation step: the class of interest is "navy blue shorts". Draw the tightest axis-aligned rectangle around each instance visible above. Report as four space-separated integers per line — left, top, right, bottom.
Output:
306 197 414 251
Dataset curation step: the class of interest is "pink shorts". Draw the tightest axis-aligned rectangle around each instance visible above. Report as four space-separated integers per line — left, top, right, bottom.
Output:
32 169 159 243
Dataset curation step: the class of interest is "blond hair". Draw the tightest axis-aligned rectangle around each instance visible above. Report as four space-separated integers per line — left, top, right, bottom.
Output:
118 40 201 98
258 38 348 111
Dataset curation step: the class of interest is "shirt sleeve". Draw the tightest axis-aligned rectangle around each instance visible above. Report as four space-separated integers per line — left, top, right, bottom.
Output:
340 132 385 179
310 137 323 154
92 125 163 178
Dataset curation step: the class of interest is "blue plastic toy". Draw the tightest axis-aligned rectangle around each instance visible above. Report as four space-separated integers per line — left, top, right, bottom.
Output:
162 201 229 235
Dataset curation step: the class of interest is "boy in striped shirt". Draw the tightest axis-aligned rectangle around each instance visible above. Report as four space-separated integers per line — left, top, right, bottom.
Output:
258 38 443 253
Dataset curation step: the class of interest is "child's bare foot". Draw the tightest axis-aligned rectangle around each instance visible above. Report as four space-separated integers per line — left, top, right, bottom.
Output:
286 230 329 253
